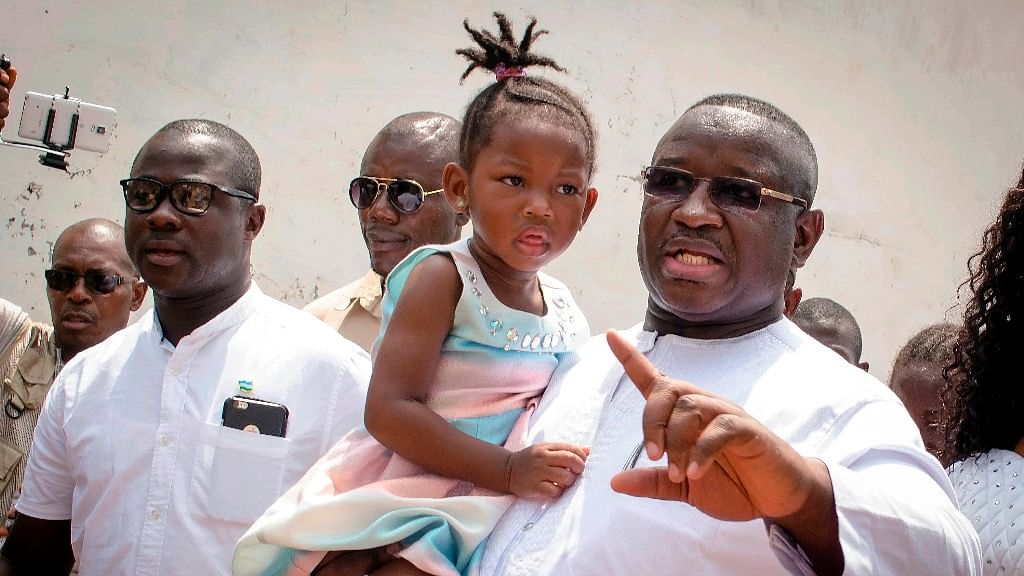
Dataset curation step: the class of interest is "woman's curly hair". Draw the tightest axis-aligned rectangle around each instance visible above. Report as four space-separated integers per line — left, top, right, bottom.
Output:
944 164 1024 463
454 12 596 176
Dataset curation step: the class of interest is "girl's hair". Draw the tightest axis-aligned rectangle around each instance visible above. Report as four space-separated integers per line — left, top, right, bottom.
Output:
455 12 596 176
944 163 1024 462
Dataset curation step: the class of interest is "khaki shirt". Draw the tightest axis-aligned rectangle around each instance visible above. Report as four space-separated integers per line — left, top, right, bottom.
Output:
303 271 383 353
0 299 59 517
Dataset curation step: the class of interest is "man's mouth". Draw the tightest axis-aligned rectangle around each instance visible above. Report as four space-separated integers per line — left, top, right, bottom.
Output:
60 311 95 329
142 240 186 266
673 251 713 266
364 229 409 247
662 240 725 281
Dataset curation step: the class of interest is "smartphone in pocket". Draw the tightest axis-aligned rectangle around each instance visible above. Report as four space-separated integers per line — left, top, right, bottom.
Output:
221 396 289 437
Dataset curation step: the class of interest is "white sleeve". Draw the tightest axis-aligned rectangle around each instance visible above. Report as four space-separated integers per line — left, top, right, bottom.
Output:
324 346 370 449
798 398 982 575
0 298 29 355
15 376 74 520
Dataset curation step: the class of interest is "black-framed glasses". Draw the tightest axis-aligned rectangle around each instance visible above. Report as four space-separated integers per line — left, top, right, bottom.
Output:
349 176 444 214
121 178 258 216
640 166 808 212
44 269 131 294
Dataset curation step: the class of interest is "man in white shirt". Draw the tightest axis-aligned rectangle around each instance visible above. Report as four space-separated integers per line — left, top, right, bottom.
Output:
304 112 468 352
476 94 982 575
0 120 370 575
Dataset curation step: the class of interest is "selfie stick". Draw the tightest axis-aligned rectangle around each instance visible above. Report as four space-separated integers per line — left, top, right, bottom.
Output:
0 54 71 171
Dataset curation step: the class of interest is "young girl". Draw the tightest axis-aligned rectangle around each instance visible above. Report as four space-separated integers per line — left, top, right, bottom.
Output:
234 13 599 576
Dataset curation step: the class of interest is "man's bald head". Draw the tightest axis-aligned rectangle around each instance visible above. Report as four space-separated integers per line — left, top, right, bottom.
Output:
360 112 461 176
793 297 865 367
132 119 261 197
52 218 135 275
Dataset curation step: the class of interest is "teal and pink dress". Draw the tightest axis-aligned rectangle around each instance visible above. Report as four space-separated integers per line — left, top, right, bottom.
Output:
232 238 589 576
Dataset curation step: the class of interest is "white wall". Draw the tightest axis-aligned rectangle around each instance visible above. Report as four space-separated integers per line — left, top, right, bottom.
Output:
2 0 1023 380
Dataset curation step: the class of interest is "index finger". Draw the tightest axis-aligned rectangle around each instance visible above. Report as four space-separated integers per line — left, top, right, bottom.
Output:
606 329 663 398
0 67 15 89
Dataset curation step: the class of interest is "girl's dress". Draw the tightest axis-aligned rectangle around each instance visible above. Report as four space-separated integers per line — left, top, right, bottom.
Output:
233 238 589 576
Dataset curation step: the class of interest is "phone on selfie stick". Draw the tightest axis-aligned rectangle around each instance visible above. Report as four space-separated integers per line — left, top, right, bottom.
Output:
0 54 117 171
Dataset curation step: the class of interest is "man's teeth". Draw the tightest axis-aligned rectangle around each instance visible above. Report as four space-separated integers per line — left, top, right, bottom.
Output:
675 252 711 265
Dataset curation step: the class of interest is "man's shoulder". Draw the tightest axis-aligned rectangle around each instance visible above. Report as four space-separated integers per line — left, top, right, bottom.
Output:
303 279 362 314
764 319 900 409
251 292 369 362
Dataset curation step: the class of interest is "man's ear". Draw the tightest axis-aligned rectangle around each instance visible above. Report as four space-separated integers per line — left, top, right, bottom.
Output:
579 187 599 230
244 204 267 241
784 287 802 318
792 208 824 269
443 162 470 218
130 281 148 311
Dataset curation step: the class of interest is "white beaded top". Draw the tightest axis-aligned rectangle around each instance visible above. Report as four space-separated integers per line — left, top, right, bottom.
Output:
950 448 1024 575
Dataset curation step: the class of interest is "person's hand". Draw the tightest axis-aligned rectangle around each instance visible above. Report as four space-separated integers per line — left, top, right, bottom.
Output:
0 505 15 538
606 329 822 522
0 65 17 132
311 545 402 576
507 442 588 498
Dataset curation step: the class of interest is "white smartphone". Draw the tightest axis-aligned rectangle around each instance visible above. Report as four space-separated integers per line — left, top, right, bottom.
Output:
16 91 116 152
46 97 79 148
74 102 116 153
17 92 54 141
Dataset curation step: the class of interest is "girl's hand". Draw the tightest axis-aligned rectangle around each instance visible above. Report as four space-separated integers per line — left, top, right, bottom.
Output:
507 442 589 498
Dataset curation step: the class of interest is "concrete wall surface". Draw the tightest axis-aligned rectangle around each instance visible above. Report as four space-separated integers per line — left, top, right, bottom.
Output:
2 0 1023 380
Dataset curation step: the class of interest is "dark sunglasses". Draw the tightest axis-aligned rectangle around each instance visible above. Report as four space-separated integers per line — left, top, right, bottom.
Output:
349 176 444 214
640 166 807 212
45 269 131 294
121 178 257 216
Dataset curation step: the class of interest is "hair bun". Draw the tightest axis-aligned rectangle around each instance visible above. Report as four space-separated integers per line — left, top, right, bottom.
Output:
456 12 565 83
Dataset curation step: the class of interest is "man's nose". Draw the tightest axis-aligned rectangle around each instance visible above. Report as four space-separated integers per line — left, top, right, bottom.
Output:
65 278 93 303
671 180 724 229
145 194 183 230
365 185 399 224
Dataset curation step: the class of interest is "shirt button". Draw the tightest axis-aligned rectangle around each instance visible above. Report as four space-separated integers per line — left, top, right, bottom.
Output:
160 436 170 446
169 367 180 375
151 509 161 520
524 522 534 531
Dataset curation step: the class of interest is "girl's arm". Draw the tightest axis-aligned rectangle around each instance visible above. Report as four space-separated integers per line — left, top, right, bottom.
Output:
364 254 585 496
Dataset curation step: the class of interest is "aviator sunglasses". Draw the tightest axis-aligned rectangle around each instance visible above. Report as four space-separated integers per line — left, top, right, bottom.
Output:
44 269 131 294
349 176 444 214
121 178 258 216
641 165 808 212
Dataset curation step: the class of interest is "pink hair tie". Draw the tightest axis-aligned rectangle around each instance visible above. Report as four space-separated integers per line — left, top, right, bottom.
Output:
495 63 526 81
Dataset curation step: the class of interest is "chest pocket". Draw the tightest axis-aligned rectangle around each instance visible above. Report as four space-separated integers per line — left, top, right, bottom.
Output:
190 423 291 525
7 341 58 413
0 441 23 494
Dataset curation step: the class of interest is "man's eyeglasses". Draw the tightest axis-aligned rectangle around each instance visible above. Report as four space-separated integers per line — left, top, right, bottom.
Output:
640 166 808 212
121 178 258 216
349 176 444 214
44 269 131 294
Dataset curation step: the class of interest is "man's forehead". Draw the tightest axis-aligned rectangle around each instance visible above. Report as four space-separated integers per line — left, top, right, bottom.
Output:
53 229 130 269
361 133 446 181
133 131 235 179
657 107 781 157
655 106 802 189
